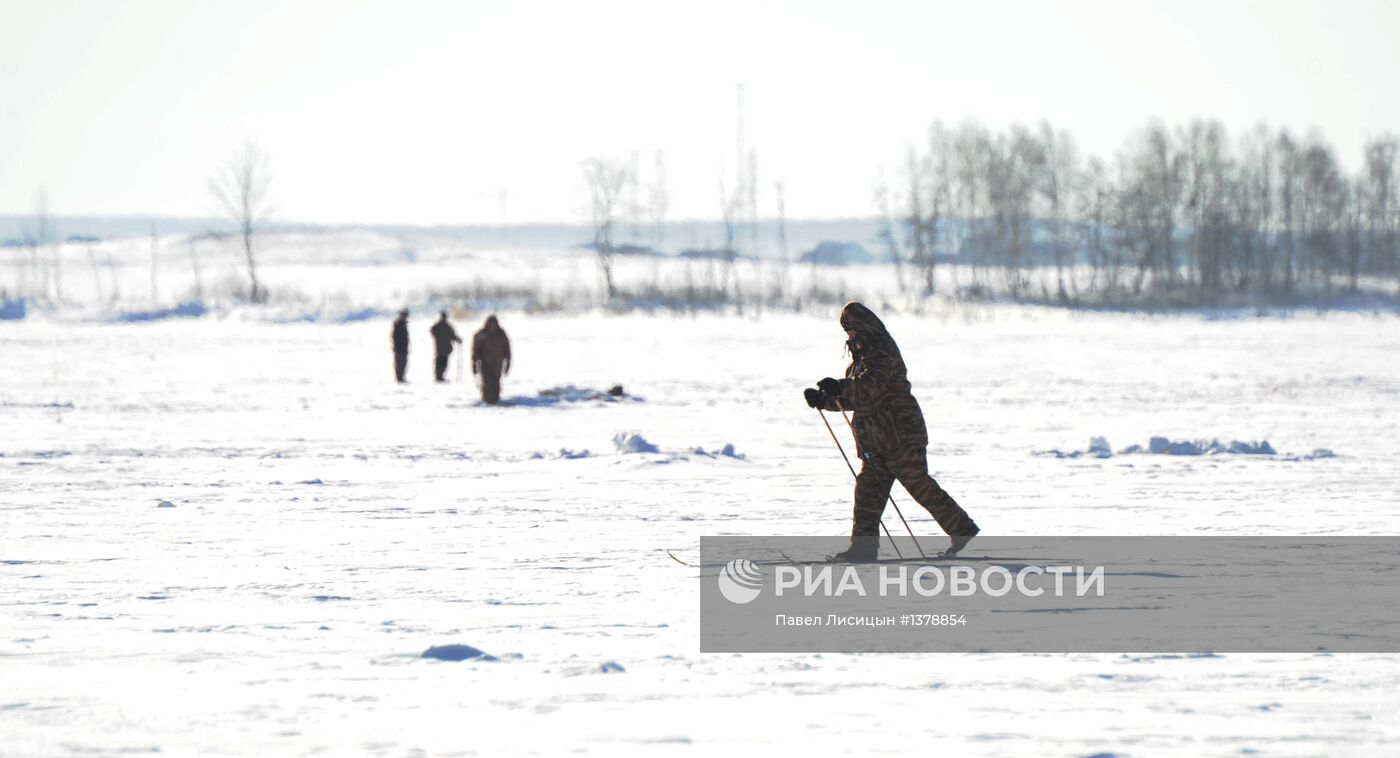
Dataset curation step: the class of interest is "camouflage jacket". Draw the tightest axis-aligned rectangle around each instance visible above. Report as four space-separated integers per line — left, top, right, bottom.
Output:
819 302 929 457
472 317 511 366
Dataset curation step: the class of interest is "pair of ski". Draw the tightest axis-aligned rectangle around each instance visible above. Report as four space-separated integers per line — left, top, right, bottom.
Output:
665 549 1076 569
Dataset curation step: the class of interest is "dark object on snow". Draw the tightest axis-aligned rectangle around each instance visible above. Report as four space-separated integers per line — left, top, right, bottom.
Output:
1149 436 1204 455
472 314 512 404
811 302 979 558
429 311 462 383
420 644 497 662
391 310 410 383
1142 436 1277 456
1227 440 1276 455
531 385 635 405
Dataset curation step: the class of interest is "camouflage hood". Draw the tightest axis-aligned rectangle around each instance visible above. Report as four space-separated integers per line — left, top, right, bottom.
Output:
839 302 894 349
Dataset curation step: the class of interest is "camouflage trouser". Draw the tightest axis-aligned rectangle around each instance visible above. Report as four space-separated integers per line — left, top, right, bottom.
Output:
479 360 503 404
852 447 977 538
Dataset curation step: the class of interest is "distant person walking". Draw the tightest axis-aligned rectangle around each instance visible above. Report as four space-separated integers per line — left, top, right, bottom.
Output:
429 311 463 383
391 309 410 383
471 314 512 404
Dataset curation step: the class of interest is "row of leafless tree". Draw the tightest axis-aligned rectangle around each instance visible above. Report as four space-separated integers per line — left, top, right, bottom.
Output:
583 146 785 305
5 143 271 306
581 150 678 301
880 119 1400 305
584 87 776 304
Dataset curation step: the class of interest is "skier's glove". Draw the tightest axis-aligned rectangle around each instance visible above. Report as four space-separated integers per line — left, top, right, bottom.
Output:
803 388 824 409
817 377 842 398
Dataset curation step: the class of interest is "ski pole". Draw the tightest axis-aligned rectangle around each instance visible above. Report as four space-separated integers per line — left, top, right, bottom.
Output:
835 405 928 560
817 408 903 560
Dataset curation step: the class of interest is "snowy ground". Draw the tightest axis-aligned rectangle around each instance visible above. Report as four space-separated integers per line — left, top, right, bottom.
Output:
3 307 1400 755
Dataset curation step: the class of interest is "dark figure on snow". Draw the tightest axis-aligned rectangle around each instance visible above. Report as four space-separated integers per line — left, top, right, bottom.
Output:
391 309 410 383
803 302 979 561
472 314 511 404
429 311 463 383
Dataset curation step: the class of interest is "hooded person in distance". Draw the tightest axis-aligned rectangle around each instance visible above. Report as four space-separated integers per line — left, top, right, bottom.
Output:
471 314 512 404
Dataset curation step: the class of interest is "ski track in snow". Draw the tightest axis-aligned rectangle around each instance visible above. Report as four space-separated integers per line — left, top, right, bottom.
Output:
2 309 1400 755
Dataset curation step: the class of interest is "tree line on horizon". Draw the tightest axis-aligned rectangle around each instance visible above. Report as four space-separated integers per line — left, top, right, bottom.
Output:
6 118 1399 313
881 117 1399 306
585 117 1400 309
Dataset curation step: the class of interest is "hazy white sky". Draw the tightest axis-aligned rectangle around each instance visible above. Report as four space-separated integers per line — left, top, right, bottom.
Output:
1 0 1397 225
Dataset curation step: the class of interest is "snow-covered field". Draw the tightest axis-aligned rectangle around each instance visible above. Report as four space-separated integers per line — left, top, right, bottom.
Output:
4 304 1400 755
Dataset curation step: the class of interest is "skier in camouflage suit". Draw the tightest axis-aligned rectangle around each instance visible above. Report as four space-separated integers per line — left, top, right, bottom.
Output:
804 301 979 561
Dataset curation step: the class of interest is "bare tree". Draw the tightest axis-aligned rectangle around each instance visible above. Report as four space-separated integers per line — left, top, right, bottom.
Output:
104 243 121 305
1301 135 1347 291
27 190 53 301
872 165 905 291
1363 135 1398 279
649 150 669 251
1119 122 1183 294
772 178 790 299
985 124 1041 296
1178 119 1231 296
1345 182 1365 293
718 83 756 299
746 147 760 258
899 149 924 294
209 143 273 304
1037 121 1080 301
717 165 740 297
84 238 103 302
1077 156 1110 292
925 122 956 295
625 149 643 245
1233 125 1274 292
952 120 993 289
1276 130 1300 292
581 156 630 301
